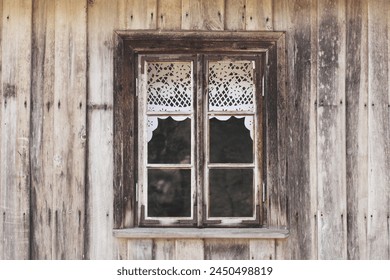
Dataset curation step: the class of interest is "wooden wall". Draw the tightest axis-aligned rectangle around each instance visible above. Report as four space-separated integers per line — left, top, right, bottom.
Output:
0 0 389 260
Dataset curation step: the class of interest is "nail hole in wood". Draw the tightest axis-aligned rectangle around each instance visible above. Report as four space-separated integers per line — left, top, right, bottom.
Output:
58 100 61 108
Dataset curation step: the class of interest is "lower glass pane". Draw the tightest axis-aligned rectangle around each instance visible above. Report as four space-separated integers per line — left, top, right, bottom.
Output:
147 169 191 217
209 169 253 217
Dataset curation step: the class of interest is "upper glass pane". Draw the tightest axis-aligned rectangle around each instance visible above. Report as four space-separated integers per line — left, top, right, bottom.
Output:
147 61 192 113
208 60 254 112
209 116 253 163
148 116 191 164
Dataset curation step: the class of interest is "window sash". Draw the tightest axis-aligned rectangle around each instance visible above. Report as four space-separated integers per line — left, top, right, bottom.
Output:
137 54 264 227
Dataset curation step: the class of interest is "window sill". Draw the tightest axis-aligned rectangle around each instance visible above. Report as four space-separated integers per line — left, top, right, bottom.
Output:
113 227 289 239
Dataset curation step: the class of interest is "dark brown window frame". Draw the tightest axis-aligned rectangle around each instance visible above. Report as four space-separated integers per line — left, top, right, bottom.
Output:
113 31 287 236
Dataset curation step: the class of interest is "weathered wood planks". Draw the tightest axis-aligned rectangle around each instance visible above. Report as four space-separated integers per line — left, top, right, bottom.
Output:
367 0 390 259
182 0 225 30
2 0 390 261
246 0 273 31
317 0 347 260
52 0 87 259
345 0 369 260
205 239 249 260
273 0 318 260
224 0 246 31
30 0 56 260
87 0 119 260
250 239 275 260
158 0 182 30
0 0 32 260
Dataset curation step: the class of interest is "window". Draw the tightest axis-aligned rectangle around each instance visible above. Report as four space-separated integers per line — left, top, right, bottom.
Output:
113 32 287 233
138 55 263 227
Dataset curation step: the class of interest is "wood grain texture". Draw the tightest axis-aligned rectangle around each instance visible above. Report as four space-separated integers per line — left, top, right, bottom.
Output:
113 228 289 239
246 0 273 31
118 0 157 29
127 239 153 260
367 0 390 259
205 239 249 260
158 0 182 30
182 0 224 30
0 0 32 260
345 0 369 260
52 0 87 259
175 239 204 259
273 0 317 260
87 0 118 260
317 0 347 259
224 0 245 31
30 0 55 260
250 239 275 260
153 239 175 260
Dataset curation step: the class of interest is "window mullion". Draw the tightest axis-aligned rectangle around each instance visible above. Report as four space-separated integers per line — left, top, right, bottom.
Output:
196 54 205 227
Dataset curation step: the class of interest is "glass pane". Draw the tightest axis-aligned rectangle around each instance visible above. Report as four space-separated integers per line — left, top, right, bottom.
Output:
208 60 254 112
209 169 253 217
148 116 191 164
147 61 192 113
209 116 253 163
147 169 191 218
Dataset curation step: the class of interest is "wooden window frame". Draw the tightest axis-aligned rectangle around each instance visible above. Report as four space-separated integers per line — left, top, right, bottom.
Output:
113 31 288 238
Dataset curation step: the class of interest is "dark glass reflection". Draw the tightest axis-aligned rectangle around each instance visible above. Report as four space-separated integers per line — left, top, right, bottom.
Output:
148 169 191 217
209 117 253 163
209 169 253 217
148 117 191 164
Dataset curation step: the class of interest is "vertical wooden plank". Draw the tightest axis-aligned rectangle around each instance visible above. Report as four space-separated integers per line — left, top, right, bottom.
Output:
250 240 275 260
158 0 182 30
30 0 56 260
246 0 273 31
127 239 153 260
273 0 317 260
367 0 390 259
204 239 249 260
0 0 32 260
153 239 176 260
309 0 319 261
317 0 347 259
0 0 3 259
120 0 157 29
114 238 129 260
345 0 368 260
175 239 204 259
87 0 119 260
265 43 288 229
224 0 246 31
182 0 224 30
53 0 87 259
